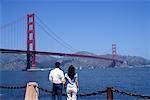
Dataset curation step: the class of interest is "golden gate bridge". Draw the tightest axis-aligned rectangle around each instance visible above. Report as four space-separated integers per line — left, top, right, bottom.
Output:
0 13 122 70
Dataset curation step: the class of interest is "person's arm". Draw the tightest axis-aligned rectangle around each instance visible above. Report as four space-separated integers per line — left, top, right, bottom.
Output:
75 78 78 89
49 71 53 82
75 80 78 89
64 73 67 88
64 80 66 89
75 73 79 89
61 71 65 84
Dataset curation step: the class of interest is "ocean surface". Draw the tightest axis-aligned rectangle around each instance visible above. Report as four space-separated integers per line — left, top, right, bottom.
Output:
0 67 150 100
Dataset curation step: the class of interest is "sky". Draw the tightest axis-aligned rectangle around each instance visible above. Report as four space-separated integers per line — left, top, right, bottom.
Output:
1 0 150 59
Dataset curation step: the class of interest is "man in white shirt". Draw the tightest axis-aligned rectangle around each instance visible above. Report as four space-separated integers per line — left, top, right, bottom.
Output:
49 62 65 100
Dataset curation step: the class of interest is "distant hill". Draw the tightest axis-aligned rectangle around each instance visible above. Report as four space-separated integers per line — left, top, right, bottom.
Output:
0 51 150 71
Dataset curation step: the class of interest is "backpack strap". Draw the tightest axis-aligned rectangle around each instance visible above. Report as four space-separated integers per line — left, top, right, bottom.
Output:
65 73 73 84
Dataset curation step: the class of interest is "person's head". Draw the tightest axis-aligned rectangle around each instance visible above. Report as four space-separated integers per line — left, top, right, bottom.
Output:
68 65 75 80
55 62 60 68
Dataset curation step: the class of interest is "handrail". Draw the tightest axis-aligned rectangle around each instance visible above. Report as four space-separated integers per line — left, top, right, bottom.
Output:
0 85 150 99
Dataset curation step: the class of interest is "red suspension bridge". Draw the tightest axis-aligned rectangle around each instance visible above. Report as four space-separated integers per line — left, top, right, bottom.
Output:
0 13 122 70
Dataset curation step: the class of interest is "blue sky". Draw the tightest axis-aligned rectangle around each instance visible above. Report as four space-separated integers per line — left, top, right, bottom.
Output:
1 0 150 59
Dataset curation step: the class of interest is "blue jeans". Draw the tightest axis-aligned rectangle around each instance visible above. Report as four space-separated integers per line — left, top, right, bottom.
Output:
52 83 63 100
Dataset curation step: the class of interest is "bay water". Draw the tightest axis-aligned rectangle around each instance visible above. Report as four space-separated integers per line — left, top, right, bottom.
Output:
0 67 150 100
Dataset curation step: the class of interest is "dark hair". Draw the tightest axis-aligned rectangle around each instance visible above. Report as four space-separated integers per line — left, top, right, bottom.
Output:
55 62 60 68
68 65 75 80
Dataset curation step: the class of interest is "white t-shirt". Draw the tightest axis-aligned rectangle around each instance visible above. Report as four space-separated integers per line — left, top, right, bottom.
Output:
49 68 65 84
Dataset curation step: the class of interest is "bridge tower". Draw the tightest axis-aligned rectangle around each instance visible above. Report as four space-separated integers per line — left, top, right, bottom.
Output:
26 13 36 69
112 44 117 60
111 44 117 67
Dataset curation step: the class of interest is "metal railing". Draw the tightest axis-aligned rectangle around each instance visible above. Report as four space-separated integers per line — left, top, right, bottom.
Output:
0 85 150 100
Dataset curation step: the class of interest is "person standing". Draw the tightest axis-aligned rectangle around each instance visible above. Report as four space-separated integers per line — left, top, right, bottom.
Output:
49 62 65 100
64 65 79 100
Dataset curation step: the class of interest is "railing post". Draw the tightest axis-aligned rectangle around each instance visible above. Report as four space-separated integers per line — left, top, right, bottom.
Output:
107 87 113 100
24 82 39 100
